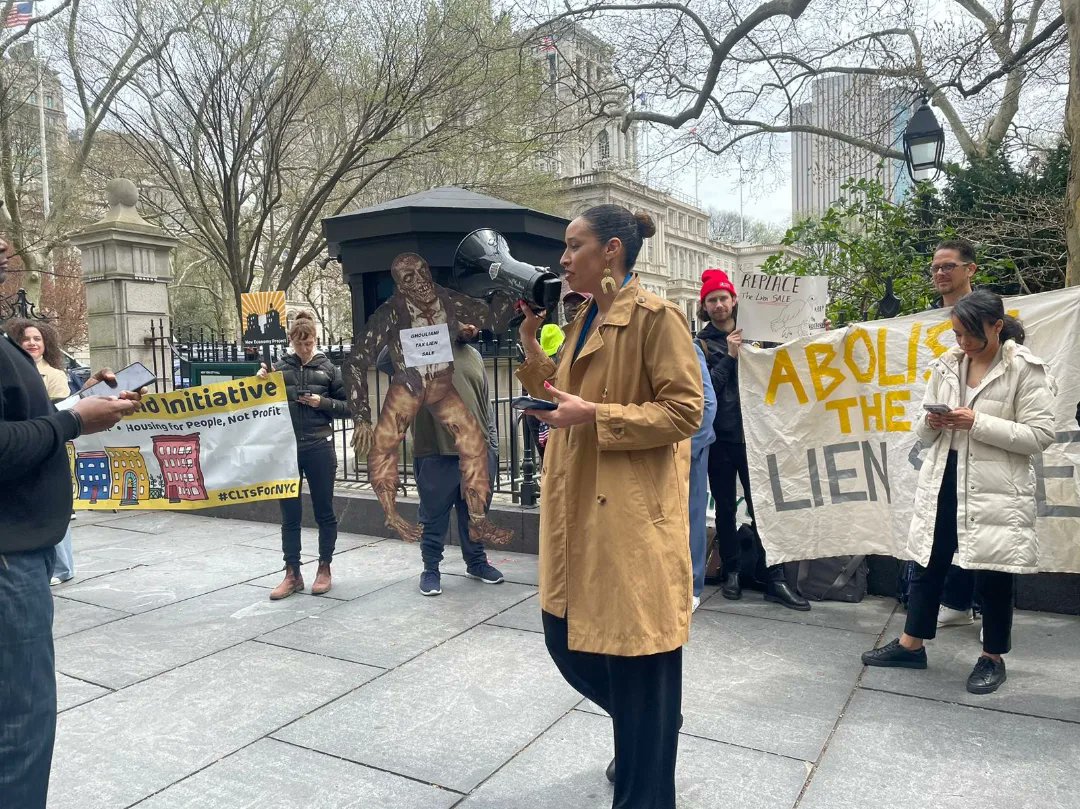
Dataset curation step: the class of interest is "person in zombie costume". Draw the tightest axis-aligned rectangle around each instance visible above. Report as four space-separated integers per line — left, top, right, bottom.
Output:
344 252 513 546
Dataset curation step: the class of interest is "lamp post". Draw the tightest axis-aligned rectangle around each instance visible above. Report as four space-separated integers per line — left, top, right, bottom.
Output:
902 97 946 182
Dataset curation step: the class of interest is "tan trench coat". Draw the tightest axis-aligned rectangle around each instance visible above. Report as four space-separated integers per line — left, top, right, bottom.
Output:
516 278 703 656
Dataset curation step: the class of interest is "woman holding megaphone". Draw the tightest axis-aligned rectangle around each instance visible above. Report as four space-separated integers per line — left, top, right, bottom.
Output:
517 204 702 809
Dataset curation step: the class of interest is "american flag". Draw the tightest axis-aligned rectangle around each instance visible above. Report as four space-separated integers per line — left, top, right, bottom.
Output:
5 2 33 28
538 35 555 53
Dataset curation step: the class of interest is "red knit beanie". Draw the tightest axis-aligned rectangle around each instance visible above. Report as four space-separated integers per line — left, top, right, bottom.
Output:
700 269 736 302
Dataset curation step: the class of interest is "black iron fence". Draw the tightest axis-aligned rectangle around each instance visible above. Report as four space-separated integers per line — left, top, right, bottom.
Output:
147 319 541 504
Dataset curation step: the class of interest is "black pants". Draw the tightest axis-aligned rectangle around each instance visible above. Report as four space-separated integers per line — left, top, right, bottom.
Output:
904 451 1014 655
279 437 338 567
707 440 783 584
542 611 681 809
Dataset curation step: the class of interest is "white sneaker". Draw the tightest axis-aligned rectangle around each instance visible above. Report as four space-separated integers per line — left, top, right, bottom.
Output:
50 577 62 586
692 596 701 613
937 605 974 628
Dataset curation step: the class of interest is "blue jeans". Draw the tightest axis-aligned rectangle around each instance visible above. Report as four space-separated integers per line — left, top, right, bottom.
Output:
413 450 496 571
688 445 711 597
53 525 75 581
0 547 56 808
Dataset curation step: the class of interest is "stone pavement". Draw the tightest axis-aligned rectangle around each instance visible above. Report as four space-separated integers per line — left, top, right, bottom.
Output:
49 512 1080 809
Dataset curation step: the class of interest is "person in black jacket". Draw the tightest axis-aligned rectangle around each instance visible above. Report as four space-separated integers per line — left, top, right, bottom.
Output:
697 269 810 611
258 311 350 599
0 234 141 807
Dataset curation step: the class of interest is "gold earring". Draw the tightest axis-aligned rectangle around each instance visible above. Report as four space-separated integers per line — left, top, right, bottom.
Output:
600 266 617 295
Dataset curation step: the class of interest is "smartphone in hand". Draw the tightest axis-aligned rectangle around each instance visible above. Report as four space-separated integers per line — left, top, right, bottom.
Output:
923 403 952 415
511 395 558 412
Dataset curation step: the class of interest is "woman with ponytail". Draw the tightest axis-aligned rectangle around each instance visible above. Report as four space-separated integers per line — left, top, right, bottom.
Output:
258 311 351 599
516 204 702 809
862 290 1056 695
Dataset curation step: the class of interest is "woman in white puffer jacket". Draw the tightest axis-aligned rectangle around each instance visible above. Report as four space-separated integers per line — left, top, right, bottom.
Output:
862 290 1056 695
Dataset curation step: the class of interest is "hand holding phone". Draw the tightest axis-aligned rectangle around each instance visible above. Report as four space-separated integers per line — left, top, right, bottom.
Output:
55 362 155 412
511 395 558 412
923 403 952 415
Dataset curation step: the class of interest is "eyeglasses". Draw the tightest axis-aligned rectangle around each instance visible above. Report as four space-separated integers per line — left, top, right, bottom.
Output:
929 262 969 276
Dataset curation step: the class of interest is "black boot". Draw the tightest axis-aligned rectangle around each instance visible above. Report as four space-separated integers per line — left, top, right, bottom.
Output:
720 572 742 600
764 581 811 611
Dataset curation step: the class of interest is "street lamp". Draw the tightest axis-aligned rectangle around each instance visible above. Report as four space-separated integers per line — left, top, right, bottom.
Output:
902 97 945 182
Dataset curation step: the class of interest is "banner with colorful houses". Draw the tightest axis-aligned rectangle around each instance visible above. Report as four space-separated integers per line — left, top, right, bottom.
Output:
68 373 300 510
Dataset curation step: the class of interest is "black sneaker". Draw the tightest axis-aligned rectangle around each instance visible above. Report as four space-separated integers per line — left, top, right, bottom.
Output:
419 570 442 596
861 638 928 669
966 656 1006 694
466 562 504 584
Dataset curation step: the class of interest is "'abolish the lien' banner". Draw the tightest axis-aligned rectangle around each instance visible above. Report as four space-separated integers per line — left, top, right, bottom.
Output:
67 372 300 510
739 285 1080 574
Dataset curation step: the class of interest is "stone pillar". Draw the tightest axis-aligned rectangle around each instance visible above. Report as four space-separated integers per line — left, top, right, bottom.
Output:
69 179 177 385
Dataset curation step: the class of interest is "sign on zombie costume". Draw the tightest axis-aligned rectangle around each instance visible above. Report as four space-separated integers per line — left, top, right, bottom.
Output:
67 373 299 509
739 286 1080 574
343 251 513 546
735 272 829 344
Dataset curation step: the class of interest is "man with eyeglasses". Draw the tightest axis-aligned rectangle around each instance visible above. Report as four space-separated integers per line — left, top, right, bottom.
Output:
923 238 979 630
928 238 977 309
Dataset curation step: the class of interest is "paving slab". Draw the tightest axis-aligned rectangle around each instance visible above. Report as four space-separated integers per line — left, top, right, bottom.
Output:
56 544 284 614
273 624 581 794
258 576 535 668
136 738 462 809
52 595 128 639
861 609 1080 723
238 527 377 555
69 510 128 526
48 642 381 809
56 673 110 712
56 584 338 689
679 609 867 761
460 709 808 809
246 540 420 600
69 522 161 551
441 548 540 586
699 591 899 637
485 594 543 634
95 511 226 534
799 688 1080 809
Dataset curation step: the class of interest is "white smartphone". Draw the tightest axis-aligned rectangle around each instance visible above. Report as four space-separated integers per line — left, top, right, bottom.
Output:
923 403 952 415
55 362 156 411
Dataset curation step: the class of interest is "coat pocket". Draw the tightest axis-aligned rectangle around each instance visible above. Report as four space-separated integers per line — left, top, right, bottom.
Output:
630 454 666 525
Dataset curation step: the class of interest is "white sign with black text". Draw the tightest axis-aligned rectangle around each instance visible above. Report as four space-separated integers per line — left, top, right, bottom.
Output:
399 323 454 369
736 272 829 344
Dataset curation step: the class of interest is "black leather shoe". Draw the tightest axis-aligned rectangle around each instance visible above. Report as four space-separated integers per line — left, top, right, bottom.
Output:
720 572 742 600
764 581 811 611
861 638 928 669
966 655 1006 694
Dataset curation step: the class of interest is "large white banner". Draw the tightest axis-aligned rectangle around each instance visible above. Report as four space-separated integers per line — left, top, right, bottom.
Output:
739 286 1080 573
68 373 300 510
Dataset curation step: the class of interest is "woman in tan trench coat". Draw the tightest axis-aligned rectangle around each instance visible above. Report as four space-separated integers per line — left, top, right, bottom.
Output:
517 204 702 809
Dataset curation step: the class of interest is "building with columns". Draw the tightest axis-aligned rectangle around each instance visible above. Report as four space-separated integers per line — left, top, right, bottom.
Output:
528 23 797 327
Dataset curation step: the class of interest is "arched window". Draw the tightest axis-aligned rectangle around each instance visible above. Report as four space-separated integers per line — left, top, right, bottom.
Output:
598 130 610 161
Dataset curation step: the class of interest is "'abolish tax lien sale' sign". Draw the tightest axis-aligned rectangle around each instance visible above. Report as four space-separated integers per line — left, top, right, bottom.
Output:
67 373 300 510
740 285 1080 574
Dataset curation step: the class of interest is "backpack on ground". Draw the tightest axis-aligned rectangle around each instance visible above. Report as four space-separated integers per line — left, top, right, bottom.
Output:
795 556 868 603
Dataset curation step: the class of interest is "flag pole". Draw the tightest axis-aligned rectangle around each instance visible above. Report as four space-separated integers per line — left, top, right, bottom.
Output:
34 22 50 218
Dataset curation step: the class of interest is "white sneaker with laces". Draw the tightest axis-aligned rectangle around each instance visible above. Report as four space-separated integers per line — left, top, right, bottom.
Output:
692 596 701 613
937 605 974 628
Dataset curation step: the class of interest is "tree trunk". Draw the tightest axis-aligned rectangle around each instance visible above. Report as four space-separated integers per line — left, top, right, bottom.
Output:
1065 0 1080 286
